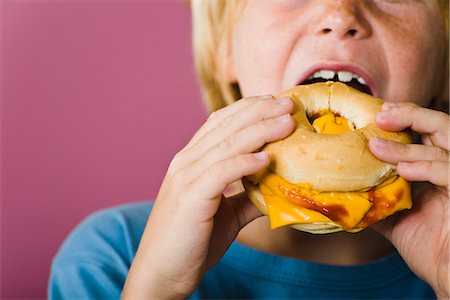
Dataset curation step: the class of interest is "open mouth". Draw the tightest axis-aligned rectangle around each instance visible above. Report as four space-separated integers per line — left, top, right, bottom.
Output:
300 70 372 95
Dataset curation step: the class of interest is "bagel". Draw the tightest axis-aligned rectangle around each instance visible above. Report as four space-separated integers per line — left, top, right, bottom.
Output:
244 81 413 234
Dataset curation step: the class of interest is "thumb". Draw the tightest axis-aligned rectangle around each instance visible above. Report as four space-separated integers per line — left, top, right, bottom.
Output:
206 192 263 269
226 192 263 230
371 216 396 242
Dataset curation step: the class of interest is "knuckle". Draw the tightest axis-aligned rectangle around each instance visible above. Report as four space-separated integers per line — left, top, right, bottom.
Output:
207 110 218 122
247 94 271 102
217 135 236 150
255 97 272 111
255 120 269 133
401 101 417 110
422 160 433 172
405 101 418 108
394 102 416 115
217 116 232 130
241 95 260 104
172 147 191 163
168 153 183 174
172 151 185 164
435 147 449 161
172 167 191 186
206 162 222 179
438 112 450 129
402 104 415 115
395 142 408 156
233 154 248 169
209 156 245 178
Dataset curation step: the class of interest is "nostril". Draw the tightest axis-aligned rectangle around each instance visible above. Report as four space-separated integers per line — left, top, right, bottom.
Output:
319 26 363 38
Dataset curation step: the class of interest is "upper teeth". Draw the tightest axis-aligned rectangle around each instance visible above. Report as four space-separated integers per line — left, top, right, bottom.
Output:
310 70 366 85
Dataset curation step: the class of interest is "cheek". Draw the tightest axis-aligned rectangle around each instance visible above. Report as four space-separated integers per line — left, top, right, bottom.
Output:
232 7 292 97
233 37 283 97
383 15 446 105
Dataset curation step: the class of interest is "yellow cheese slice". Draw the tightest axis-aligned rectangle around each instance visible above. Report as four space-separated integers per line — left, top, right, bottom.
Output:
260 183 331 228
258 172 411 231
311 112 355 134
260 173 373 230
355 175 412 229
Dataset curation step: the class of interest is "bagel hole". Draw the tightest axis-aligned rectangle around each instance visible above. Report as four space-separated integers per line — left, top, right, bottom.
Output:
308 110 355 134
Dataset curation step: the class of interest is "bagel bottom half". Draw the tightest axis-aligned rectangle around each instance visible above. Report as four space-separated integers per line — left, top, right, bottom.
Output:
244 82 413 234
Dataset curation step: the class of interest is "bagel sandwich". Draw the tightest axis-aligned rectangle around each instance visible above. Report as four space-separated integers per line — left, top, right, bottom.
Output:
244 81 413 234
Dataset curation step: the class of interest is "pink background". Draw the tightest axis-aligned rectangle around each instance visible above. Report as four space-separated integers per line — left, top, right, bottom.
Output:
1 1 205 298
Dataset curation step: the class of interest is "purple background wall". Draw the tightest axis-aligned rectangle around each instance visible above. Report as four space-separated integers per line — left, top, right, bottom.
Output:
1 1 205 298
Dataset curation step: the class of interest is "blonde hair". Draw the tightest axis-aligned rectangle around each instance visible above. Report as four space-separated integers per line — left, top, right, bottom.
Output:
191 1 449 113
191 0 244 112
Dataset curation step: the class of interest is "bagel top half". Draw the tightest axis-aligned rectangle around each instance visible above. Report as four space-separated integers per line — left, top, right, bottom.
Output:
244 82 413 234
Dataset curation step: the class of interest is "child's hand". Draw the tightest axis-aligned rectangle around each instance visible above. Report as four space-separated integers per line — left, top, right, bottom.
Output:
368 102 449 299
122 95 295 299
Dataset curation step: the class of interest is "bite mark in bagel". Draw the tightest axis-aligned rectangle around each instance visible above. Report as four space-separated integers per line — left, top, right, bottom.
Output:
244 82 412 234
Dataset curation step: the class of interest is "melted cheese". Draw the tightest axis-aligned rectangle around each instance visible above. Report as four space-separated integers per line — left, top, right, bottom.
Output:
256 110 411 232
311 112 355 134
354 176 412 230
259 172 411 232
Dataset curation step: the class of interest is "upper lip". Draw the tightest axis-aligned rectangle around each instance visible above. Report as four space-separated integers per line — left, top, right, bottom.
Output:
297 64 377 96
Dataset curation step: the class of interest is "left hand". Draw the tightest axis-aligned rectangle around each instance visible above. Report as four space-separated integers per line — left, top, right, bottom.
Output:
368 101 449 299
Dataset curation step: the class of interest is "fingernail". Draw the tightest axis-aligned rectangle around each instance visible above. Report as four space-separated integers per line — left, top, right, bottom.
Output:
376 110 391 120
254 151 269 160
374 137 388 148
276 114 291 123
276 97 291 105
260 94 273 100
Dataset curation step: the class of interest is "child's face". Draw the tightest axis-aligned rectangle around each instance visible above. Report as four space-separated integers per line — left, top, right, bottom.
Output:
231 0 447 106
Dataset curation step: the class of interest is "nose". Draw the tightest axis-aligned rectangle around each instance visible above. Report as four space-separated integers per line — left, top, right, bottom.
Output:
315 0 371 40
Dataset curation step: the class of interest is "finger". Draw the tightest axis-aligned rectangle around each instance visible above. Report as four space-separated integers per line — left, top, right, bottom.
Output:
185 95 274 150
223 180 245 198
375 102 450 149
369 137 449 164
397 161 449 187
206 192 262 269
184 114 294 182
371 213 398 242
191 152 271 202
420 133 433 146
226 192 263 229
177 96 293 169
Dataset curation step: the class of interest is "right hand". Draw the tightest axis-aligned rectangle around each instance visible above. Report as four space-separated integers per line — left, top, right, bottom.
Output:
122 94 295 299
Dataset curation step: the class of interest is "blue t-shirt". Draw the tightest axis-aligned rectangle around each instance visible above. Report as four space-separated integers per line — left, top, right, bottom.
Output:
48 201 435 299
